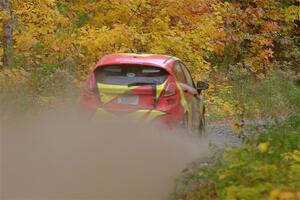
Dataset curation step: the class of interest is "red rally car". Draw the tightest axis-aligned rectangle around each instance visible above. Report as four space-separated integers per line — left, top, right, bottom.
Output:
79 53 209 132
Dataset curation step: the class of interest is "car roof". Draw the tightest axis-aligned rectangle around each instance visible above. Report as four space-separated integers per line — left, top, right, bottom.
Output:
95 53 179 73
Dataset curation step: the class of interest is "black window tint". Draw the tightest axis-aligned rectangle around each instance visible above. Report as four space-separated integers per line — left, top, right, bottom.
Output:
94 65 168 85
173 62 186 83
180 62 194 87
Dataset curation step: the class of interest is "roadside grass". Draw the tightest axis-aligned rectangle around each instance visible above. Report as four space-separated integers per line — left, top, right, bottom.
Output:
174 72 300 200
206 71 300 123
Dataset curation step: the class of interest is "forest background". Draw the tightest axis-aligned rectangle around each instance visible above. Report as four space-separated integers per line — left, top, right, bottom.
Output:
0 0 299 118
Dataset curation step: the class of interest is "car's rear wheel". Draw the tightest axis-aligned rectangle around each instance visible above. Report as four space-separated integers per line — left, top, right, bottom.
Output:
199 109 206 136
182 114 189 130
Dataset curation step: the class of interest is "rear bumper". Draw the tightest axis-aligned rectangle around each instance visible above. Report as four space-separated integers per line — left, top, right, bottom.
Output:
93 108 184 127
94 108 165 119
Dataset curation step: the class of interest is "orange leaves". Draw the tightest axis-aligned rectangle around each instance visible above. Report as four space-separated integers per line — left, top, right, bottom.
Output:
43 35 60 52
263 22 280 33
265 48 274 58
239 34 275 75
83 2 98 11
209 0 288 77
43 0 56 7
187 1 212 17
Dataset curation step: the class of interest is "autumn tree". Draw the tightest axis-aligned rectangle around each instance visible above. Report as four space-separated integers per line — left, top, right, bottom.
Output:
0 0 13 67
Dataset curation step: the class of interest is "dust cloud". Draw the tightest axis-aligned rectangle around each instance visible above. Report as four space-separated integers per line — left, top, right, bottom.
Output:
0 109 212 200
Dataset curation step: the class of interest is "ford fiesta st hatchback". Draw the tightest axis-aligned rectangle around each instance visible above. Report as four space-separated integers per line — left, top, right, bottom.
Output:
79 53 209 132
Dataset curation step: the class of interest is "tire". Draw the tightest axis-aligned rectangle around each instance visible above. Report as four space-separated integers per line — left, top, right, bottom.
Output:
181 113 189 130
199 109 206 136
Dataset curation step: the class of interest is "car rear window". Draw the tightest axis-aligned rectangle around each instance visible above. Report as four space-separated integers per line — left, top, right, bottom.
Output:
94 65 168 85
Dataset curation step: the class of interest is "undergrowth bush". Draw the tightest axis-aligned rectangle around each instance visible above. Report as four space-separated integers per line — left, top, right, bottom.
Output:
229 71 300 119
0 67 79 117
207 71 300 122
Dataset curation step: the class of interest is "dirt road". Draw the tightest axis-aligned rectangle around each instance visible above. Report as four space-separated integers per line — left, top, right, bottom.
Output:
205 123 242 149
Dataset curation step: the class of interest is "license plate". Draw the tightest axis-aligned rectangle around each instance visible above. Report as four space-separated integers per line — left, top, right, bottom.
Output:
117 95 139 105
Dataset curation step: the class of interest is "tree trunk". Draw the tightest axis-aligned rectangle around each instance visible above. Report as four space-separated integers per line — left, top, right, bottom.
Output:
0 0 13 68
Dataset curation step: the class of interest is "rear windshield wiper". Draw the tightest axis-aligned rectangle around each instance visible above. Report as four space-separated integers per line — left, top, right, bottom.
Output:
128 82 156 87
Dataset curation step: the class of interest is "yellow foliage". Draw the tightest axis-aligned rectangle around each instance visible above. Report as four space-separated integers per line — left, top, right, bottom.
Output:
284 6 300 21
13 0 70 57
258 142 270 154
218 170 232 180
225 186 238 200
267 190 300 200
15 31 38 51
282 150 300 163
0 9 11 23
0 68 26 86
231 121 242 134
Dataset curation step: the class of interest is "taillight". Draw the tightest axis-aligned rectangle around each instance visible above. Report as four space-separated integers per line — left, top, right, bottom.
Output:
156 81 178 108
164 82 176 97
79 86 100 116
82 87 99 100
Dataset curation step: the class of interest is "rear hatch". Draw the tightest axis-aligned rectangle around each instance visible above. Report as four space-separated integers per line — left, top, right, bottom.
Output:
94 65 168 112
